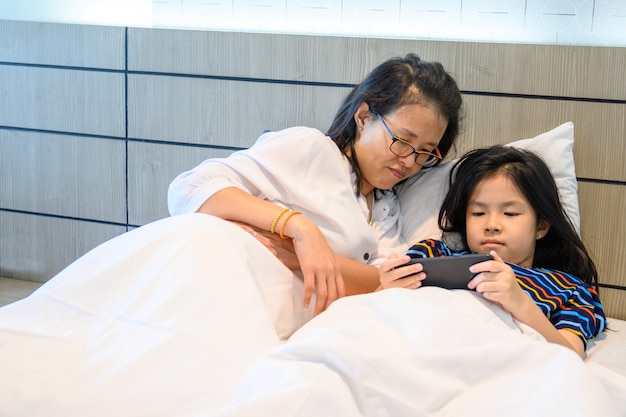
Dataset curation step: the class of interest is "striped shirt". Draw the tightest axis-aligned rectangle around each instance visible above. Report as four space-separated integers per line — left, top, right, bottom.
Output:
407 239 607 348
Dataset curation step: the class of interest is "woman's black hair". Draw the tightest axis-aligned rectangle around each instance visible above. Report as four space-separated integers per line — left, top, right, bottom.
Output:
438 145 598 287
326 53 463 195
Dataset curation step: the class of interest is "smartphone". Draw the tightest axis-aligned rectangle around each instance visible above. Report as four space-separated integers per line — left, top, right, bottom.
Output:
402 254 493 290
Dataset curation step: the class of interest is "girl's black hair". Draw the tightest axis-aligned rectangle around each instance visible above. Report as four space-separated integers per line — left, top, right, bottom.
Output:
438 145 598 287
326 53 463 195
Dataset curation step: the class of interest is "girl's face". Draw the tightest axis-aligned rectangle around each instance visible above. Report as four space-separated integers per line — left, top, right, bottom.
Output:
353 102 447 196
465 173 549 268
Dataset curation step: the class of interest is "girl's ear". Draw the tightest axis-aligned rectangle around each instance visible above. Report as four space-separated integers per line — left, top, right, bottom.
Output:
354 102 370 131
536 219 550 240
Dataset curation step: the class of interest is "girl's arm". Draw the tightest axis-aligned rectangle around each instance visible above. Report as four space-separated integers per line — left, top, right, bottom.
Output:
502 294 585 358
469 251 585 359
198 186 344 316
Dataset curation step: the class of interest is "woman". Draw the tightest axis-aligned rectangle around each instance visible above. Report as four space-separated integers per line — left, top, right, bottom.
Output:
168 53 463 316
0 54 462 416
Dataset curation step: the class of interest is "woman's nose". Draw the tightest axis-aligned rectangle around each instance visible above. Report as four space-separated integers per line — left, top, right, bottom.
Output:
397 153 417 168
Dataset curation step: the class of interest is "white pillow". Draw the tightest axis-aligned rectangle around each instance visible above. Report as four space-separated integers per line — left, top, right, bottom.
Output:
397 122 579 246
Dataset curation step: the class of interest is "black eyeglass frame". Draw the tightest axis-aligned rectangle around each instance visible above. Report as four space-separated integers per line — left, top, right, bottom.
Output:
376 113 442 168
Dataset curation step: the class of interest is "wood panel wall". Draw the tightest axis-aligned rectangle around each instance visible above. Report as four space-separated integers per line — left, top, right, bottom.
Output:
1 20 624 319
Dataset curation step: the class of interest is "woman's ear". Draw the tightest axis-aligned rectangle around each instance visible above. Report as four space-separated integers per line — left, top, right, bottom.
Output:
354 102 370 131
536 219 550 240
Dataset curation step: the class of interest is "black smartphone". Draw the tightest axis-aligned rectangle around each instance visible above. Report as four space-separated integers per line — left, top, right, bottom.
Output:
402 254 494 290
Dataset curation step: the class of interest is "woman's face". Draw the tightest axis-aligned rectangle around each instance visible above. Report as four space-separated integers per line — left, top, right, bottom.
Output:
353 102 448 196
465 173 549 268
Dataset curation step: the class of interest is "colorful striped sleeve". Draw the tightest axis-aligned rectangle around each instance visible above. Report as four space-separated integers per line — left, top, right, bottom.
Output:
511 264 607 348
406 239 458 259
405 240 607 349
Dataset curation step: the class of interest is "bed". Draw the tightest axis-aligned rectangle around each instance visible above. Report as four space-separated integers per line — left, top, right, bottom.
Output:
0 123 625 416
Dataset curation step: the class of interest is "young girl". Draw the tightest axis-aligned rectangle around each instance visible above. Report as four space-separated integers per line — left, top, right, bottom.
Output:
379 145 606 359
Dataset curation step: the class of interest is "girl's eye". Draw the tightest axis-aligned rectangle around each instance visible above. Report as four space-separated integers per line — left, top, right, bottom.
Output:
470 211 485 217
504 212 520 217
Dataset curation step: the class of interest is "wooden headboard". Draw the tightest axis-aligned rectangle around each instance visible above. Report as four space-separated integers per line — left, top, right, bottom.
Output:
1 20 624 319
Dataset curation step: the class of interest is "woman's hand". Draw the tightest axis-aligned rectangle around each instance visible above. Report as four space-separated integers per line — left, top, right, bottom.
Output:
378 253 425 290
231 222 300 271
282 214 345 316
202 190 343 315
255 229 300 271
229 213 343 316
232 218 341 315
468 251 532 316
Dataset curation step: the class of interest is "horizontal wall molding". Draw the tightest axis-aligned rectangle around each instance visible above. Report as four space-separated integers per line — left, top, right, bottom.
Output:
1 20 624 319
4 60 626 106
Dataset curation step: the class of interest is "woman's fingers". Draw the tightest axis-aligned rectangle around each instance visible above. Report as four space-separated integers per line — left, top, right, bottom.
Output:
281 214 344 315
231 217 343 315
313 274 328 316
300 265 319 311
379 255 426 290
388 272 426 289
305 266 344 316
382 254 411 270
300 257 343 316
323 267 345 313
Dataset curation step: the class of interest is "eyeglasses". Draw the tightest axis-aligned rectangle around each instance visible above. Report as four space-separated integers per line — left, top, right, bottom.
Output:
376 113 442 168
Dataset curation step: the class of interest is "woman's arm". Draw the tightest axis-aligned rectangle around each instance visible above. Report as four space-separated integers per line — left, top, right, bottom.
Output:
198 186 344 316
198 186 288 231
241 225 383 296
336 255 382 295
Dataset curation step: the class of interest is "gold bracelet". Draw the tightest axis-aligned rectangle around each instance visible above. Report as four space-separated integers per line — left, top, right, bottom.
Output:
279 211 302 239
270 207 290 234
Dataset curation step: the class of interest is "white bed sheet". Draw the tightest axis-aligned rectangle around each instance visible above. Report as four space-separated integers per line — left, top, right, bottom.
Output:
586 315 626 375
0 214 624 417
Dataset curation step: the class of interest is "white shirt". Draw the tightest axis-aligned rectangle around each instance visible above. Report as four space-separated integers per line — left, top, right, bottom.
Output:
168 127 407 266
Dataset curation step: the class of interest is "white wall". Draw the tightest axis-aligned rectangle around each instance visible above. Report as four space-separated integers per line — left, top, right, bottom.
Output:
2 0 625 47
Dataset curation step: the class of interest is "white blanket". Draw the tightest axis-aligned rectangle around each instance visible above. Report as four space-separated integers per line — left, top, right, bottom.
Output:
0 214 624 417
0 214 309 416
211 289 626 417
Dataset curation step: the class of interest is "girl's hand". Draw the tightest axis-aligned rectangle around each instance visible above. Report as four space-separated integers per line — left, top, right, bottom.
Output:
378 254 425 290
468 251 530 315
